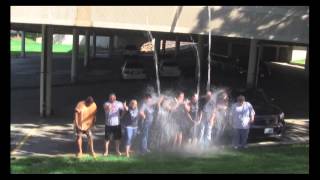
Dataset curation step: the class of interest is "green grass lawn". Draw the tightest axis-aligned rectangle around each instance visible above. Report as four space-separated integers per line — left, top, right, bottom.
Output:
11 144 309 174
291 59 306 65
10 38 76 56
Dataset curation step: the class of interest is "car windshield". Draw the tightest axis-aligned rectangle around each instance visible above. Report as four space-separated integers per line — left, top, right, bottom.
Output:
125 45 138 50
231 89 268 106
125 55 139 60
126 62 143 68
163 62 178 67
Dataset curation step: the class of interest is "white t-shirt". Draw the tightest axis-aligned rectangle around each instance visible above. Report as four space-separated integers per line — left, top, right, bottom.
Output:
202 99 216 122
230 102 255 129
104 100 124 126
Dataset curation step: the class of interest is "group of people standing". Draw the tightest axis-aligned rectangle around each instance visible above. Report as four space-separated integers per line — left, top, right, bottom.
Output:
73 90 255 158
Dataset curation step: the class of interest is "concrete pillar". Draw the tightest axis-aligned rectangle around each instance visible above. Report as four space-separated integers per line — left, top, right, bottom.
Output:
246 39 258 88
276 46 280 60
71 28 79 83
175 38 180 58
21 31 26 58
40 25 53 117
109 36 114 54
162 40 166 55
255 46 263 87
287 46 293 63
227 42 232 57
197 35 204 60
305 46 309 77
84 30 90 67
197 35 205 86
114 35 118 49
154 38 161 56
92 32 96 58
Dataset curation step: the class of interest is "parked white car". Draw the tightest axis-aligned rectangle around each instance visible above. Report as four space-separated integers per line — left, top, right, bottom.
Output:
159 61 181 77
121 61 147 80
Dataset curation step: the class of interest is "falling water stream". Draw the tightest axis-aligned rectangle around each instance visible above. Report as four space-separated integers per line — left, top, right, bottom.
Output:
145 31 161 97
207 6 212 91
189 36 201 124
138 13 230 156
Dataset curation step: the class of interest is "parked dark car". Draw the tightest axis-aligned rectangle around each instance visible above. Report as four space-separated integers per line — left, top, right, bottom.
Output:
211 54 271 78
229 88 285 139
124 45 140 57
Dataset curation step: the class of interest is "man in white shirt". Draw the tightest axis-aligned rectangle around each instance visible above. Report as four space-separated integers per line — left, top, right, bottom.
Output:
199 91 216 148
103 93 124 156
229 95 255 149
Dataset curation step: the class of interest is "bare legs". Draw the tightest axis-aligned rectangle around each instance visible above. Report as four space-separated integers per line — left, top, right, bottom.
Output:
115 140 121 155
104 140 121 156
76 135 83 157
104 140 109 156
88 135 96 157
173 132 183 149
76 133 95 158
126 145 131 157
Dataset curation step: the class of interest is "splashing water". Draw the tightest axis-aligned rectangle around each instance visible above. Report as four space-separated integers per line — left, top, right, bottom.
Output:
207 6 212 91
136 17 231 156
189 36 201 128
145 31 161 96
139 86 231 156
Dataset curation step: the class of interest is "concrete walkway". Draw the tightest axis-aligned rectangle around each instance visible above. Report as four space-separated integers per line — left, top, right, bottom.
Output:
11 118 309 158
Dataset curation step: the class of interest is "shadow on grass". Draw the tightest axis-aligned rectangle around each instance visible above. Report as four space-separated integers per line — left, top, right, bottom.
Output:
11 144 308 174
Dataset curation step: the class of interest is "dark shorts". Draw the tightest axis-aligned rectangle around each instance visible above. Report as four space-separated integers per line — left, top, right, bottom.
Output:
74 127 93 137
105 125 122 141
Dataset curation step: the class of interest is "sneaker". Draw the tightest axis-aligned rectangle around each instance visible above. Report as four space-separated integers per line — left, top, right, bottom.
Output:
233 146 239 150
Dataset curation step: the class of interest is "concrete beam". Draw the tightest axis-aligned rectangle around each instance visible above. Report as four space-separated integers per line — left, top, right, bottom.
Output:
84 30 90 67
21 31 26 58
40 25 53 117
11 6 309 44
246 39 258 88
71 28 79 83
